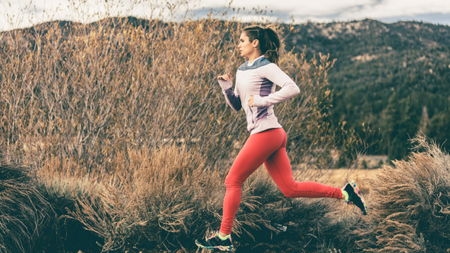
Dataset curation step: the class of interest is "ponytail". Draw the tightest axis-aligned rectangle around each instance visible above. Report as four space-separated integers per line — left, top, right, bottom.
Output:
243 25 281 64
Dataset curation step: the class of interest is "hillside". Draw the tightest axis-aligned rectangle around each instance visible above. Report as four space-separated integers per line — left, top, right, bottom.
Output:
1 18 449 161
283 19 450 160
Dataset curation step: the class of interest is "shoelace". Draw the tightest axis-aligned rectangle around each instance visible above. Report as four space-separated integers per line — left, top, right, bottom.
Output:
207 232 219 240
206 231 232 243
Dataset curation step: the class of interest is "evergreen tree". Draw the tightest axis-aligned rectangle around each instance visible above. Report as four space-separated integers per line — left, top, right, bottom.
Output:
383 92 401 159
428 110 450 152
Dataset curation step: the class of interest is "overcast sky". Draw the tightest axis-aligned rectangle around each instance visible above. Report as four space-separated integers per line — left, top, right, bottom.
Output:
1 0 450 31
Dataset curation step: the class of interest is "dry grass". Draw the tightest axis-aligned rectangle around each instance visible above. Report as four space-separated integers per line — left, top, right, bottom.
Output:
355 133 450 252
0 15 335 173
35 144 362 252
0 154 53 253
313 168 382 194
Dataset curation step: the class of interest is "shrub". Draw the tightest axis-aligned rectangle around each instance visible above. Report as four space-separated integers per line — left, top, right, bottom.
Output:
0 153 53 253
34 155 104 252
355 133 450 252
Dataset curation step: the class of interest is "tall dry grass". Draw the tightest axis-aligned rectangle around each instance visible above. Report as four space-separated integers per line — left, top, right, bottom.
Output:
37 144 359 252
355 133 450 252
0 15 335 172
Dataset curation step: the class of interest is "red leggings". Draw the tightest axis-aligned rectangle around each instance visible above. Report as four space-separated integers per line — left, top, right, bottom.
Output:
220 128 343 235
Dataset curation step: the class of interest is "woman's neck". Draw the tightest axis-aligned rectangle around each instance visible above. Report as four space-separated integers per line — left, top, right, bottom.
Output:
248 54 264 65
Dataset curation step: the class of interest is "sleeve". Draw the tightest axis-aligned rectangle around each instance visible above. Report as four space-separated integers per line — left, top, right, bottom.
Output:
218 79 242 112
252 64 300 107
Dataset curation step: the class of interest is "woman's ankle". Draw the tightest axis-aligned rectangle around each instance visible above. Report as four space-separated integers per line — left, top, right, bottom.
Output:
218 231 230 240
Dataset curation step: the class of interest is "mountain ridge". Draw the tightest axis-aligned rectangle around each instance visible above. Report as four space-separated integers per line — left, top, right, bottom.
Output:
283 18 450 158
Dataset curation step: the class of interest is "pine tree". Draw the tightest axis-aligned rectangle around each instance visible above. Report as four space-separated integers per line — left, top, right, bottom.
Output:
427 109 450 152
383 92 401 160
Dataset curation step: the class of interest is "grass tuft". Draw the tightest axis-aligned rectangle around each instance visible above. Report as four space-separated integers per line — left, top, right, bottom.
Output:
355 133 450 252
0 152 53 253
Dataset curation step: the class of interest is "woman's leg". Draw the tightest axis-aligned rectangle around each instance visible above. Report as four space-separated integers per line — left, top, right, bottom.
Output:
264 129 343 199
220 129 284 235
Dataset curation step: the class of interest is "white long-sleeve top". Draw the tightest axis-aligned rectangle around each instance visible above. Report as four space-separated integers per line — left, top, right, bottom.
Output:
218 56 300 134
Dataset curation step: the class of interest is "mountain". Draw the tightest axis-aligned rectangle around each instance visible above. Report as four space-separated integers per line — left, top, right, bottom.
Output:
283 19 450 159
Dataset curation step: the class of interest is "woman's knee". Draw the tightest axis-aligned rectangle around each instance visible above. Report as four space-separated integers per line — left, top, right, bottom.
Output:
225 175 242 189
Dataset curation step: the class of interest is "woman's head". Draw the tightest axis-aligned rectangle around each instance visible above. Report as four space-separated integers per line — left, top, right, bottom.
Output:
239 25 281 64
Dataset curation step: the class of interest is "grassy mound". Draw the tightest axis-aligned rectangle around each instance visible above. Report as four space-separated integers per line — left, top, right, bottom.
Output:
356 133 450 252
0 154 53 253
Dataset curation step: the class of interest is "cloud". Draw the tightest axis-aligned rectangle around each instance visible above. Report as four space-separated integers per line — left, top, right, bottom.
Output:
335 0 450 20
0 0 67 30
1 0 449 31
202 0 450 24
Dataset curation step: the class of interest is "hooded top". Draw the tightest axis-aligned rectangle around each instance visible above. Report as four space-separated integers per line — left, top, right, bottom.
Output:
218 56 300 135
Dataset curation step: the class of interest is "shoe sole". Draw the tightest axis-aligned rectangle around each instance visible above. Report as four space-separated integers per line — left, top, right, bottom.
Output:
195 240 233 251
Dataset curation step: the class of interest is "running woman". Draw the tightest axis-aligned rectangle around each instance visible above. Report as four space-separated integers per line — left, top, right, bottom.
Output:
195 25 368 252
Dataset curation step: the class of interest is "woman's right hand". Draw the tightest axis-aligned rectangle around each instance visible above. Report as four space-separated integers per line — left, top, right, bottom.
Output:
218 73 232 81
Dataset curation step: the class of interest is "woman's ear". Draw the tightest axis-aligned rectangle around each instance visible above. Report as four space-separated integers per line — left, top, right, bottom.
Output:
252 39 259 48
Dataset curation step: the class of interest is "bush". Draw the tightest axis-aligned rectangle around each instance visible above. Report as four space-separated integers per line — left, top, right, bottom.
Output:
34 155 104 252
355 133 450 252
0 153 53 253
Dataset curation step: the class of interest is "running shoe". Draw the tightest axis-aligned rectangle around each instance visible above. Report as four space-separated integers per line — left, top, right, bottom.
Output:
343 180 368 215
195 229 233 251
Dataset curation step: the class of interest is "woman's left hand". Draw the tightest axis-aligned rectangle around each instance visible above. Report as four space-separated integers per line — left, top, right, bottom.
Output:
248 95 254 107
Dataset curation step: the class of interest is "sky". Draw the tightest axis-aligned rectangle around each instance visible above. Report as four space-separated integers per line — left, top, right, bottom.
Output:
1 0 450 31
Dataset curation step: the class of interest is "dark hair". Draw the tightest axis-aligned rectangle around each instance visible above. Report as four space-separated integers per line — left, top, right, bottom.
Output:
243 25 281 64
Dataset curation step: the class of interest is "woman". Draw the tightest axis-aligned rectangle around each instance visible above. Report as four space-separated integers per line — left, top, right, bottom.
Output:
195 25 368 252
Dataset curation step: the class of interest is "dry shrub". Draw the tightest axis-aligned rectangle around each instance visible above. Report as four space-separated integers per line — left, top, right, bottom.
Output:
0 153 53 253
56 144 216 252
234 168 353 253
34 155 104 252
0 16 335 173
355 133 450 252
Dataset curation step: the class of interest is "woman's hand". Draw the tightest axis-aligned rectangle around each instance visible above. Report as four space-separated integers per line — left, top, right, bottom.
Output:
248 95 254 107
218 73 232 81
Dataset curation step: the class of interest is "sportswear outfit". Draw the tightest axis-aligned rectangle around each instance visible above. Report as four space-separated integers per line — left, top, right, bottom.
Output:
217 56 343 235
195 56 367 251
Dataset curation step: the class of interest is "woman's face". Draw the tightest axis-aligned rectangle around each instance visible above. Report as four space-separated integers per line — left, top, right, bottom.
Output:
238 32 258 59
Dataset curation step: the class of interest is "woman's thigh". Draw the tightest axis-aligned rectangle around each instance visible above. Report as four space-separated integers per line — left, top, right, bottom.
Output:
226 128 285 185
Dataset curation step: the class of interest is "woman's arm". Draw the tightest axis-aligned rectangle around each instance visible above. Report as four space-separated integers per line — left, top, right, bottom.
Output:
251 64 300 107
218 74 242 112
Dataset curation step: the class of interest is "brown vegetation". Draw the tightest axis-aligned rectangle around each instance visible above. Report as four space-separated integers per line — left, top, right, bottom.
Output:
0 154 53 253
0 16 335 173
355 134 450 252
